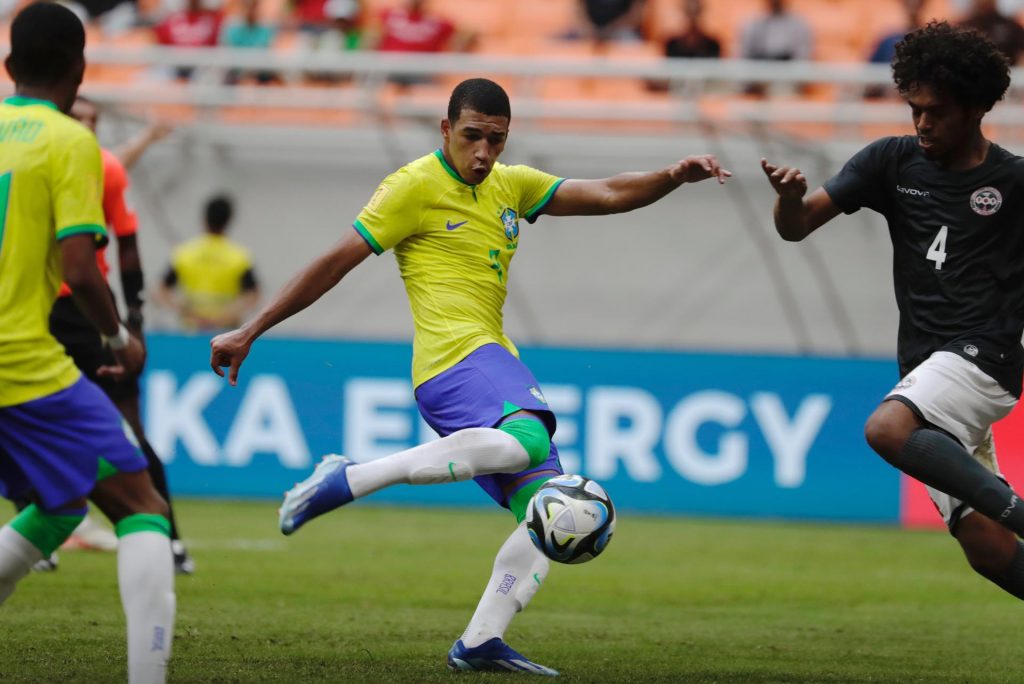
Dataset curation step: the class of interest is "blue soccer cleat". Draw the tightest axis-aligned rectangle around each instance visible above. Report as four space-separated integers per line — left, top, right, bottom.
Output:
447 638 559 676
279 454 355 536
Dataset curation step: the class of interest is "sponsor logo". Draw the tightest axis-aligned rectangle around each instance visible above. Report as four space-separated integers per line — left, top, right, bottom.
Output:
896 184 930 198
500 207 519 240
497 573 517 595
528 386 547 404
894 375 916 390
446 219 468 231
970 187 1002 216
964 344 979 357
1001 495 1018 520
151 627 166 652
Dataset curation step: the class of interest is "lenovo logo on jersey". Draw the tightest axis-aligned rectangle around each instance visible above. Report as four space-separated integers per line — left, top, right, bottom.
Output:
896 185 930 197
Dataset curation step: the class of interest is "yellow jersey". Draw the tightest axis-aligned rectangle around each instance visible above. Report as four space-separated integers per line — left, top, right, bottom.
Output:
0 97 105 407
354 150 563 387
170 233 255 326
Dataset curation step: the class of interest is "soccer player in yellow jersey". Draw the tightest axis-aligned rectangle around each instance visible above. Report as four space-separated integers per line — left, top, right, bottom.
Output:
211 77 729 675
0 5 175 682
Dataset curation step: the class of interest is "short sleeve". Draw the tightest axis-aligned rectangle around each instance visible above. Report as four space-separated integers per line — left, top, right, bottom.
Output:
505 165 564 224
353 168 424 254
53 127 106 241
102 151 138 238
822 137 894 215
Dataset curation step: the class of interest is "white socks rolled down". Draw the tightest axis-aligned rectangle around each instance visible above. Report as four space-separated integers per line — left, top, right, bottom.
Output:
0 524 42 605
461 523 551 648
346 427 530 500
118 531 176 684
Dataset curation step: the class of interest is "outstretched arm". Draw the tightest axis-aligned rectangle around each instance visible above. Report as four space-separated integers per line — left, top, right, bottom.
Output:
115 121 173 172
210 228 373 385
542 155 731 217
760 158 841 241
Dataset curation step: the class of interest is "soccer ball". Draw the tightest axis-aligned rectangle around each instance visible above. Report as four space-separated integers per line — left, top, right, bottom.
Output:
525 474 615 564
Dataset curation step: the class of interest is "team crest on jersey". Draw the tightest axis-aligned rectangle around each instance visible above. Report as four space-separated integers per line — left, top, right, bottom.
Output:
500 208 519 240
970 187 1002 216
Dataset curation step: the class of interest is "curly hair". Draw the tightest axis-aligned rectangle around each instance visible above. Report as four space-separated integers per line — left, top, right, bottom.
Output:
892 21 1010 112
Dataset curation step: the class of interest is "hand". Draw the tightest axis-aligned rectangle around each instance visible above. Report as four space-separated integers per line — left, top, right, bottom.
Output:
761 158 808 199
210 328 253 386
669 155 731 184
97 334 146 381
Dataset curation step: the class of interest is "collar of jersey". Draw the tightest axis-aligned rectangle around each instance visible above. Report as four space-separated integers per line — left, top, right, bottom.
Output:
434 149 482 200
4 96 58 111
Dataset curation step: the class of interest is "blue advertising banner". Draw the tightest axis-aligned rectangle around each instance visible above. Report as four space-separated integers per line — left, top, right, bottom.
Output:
143 334 900 523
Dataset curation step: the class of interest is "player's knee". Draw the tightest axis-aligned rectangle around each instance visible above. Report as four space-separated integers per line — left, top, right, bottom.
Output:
498 418 551 469
864 406 913 463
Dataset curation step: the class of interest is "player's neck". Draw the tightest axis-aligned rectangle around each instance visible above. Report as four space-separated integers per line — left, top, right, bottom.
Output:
940 131 989 171
13 87 63 112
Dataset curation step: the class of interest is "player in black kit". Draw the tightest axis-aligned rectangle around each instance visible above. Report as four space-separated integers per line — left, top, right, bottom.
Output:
762 21 1024 599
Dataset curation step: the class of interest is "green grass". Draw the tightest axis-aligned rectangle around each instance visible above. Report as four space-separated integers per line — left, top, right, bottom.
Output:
0 499 1020 683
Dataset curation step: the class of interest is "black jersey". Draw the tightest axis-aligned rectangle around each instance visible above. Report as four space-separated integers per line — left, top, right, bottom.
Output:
823 135 1024 396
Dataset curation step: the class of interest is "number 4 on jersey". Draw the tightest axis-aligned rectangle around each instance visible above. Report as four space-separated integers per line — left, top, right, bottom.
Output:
927 225 948 270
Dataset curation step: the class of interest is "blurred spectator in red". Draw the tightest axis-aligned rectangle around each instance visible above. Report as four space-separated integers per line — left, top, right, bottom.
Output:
738 0 812 62
959 0 1024 63
154 0 223 79
869 0 924 64
664 0 721 58
221 0 279 84
367 0 472 53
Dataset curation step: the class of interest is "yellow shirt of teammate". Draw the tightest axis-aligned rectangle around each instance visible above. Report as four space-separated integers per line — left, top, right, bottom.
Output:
354 150 563 387
0 97 105 407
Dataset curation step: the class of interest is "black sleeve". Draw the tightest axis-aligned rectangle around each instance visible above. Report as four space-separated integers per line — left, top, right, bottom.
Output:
822 137 895 216
163 266 178 287
240 268 258 292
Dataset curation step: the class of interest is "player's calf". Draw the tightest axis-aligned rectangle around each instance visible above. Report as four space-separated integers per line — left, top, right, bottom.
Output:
0 501 86 604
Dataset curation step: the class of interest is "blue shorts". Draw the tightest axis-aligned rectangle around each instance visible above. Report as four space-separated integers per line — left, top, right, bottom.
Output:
414 343 563 508
0 376 146 512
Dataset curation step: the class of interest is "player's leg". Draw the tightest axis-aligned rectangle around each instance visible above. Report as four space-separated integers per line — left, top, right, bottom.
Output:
90 467 176 684
279 345 555 534
864 353 1024 535
450 425 562 676
0 495 86 602
113 393 193 575
921 433 1024 599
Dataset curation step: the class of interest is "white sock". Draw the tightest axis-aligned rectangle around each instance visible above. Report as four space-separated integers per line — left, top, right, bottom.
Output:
460 523 550 648
0 525 43 605
346 427 529 499
118 532 176 684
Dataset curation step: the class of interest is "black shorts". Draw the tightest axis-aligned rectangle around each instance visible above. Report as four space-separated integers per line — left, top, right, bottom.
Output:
49 296 139 403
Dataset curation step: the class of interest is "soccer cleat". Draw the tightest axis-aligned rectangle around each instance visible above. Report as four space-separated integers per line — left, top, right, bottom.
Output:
61 516 118 552
447 638 559 676
172 540 195 575
31 553 58 572
279 454 355 536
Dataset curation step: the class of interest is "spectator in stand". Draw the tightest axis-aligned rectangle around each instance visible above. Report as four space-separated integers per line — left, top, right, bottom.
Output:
366 0 472 53
566 0 646 44
869 0 924 64
291 0 361 54
221 0 279 85
155 196 260 332
153 0 224 80
738 0 812 61
664 0 721 58
959 0 1024 63
737 0 812 96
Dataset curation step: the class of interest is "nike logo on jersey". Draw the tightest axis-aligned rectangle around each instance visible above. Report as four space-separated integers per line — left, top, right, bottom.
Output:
446 219 468 231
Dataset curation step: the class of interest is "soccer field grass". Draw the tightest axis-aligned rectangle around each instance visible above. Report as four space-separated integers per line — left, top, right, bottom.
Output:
1 499 1020 683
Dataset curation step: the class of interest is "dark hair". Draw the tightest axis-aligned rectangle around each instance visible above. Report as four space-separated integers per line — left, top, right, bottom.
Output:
447 78 511 124
892 21 1010 112
205 195 234 232
8 3 86 87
